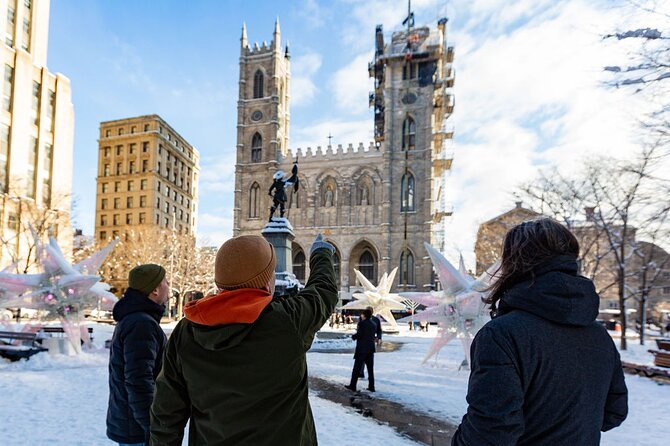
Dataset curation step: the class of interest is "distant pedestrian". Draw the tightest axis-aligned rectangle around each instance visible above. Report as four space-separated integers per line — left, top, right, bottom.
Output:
345 308 377 392
452 218 628 445
106 264 169 446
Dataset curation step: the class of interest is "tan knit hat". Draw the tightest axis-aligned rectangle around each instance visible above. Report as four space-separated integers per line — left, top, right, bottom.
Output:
215 235 276 290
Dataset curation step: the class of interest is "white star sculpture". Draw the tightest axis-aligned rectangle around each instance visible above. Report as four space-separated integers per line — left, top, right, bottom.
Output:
399 242 499 367
342 267 406 329
0 233 118 350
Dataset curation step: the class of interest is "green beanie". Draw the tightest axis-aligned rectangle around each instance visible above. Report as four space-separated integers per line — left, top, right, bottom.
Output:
128 264 166 295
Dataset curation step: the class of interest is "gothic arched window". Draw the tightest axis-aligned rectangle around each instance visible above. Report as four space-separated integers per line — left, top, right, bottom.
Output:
251 133 262 163
401 173 415 212
253 70 264 99
402 116 416 150
249 182 260 218
400 249 415 285
293 250 306 282
358 250 375 282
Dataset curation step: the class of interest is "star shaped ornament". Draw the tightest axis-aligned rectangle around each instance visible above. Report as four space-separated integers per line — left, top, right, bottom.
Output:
399 242 499 366
0 233 118 351
342 267 406 329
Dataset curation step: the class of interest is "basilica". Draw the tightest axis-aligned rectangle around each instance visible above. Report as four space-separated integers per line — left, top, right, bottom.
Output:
233 17 455 300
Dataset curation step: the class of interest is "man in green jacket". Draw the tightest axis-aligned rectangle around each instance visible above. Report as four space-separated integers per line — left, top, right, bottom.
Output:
150 234 337 445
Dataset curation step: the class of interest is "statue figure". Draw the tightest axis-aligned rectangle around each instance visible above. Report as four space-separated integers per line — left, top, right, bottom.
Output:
324 186 334 207
268 163 299 221
361 186 369 206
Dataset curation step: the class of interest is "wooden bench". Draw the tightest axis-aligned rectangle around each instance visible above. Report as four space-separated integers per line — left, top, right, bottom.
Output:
0 331 48 362
38 326 94 343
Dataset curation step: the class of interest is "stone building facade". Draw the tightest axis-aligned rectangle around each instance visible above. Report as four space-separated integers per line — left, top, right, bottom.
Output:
233 18 455 299
95 115 200 241
0 0 75 270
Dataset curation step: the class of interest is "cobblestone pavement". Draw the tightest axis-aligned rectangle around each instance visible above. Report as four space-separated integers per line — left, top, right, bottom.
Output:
309 376 457 446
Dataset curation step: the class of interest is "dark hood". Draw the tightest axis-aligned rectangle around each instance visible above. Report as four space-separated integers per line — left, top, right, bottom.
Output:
498 255 599 326
113 288 165 323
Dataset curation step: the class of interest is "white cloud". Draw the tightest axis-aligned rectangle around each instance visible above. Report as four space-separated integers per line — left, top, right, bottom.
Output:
197 211 234 247
291 52 323 107
330 53 373 115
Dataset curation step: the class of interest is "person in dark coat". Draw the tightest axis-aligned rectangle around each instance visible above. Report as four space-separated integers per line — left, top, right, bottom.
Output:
150 234 338 446
452 218 628 446
106 264 169 446
345 308 377 392
359 306 382 378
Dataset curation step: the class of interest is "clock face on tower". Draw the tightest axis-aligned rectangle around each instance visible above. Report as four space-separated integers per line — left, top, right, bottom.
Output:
401 92 417 105
251 110 263 121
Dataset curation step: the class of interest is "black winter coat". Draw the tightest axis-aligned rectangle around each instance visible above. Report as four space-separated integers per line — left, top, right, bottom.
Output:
452 256 628 446
107 288 167 445
353 318 377 359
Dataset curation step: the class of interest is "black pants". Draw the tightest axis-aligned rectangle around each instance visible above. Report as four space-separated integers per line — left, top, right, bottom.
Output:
349 353 374 390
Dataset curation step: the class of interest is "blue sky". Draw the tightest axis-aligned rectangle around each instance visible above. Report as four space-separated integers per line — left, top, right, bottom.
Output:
46 0 664 267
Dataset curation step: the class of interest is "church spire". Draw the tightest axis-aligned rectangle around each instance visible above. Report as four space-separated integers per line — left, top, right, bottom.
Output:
241 22 248 49
273 17 281 50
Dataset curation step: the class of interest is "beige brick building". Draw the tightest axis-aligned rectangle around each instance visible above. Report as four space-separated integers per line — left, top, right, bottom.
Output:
0 0 74 270
233 19 455 299
95 115 199 242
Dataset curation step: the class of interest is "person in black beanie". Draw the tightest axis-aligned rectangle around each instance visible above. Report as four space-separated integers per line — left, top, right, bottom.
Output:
106 264 169 446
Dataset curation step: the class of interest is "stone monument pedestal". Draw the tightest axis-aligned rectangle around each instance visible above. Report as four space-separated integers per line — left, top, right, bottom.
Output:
261 218 301 297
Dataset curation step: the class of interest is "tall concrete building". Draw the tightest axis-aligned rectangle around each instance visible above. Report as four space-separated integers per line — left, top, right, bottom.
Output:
95 115 199 242
0 0 74 270
233 17 455 299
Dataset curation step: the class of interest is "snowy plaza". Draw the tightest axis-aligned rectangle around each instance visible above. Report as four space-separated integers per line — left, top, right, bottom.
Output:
0 322 668 445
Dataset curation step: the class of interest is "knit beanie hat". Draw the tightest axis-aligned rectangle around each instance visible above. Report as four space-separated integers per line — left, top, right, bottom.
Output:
128 264 166 295
215 235 276 291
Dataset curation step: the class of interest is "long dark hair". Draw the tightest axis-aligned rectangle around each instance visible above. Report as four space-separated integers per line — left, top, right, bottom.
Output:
486 218 580 316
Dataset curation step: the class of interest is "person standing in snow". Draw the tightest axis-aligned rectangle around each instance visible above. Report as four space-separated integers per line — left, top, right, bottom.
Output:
452 218 628 445
345 308 377 393
150 234 337 445
106 264 170 446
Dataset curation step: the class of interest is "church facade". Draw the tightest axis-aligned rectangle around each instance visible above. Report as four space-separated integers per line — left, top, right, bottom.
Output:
233 18 455 299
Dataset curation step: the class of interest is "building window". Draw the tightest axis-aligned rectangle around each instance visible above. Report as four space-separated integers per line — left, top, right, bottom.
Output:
664 287 670 295
21 0 31 52
126 196 133 208
114 198 120 209
7 212 18 231
113 214 119 226
293 250 306 282
155 214 159 224
103 164 110 176
164 217 169 228
401 173 415 212
31 81 40 125
101 198 107 210
142 159 148 172
131 126 136 134
126 214 132 225
142 141 149 152
46 90 55 132
5 2 15 46
251 133 262 163
115 163 122 175
100 214 107 226
140 179 147 190
249 182 260 218
114 181 121 192
115 145 122 156
103 146 110 157
118 128 124 136
157 161 161 175
140 195 146 207
403 62 418 80
129 161 135 173
0 124 10 192
402 116 416 150
139 212 146 223
399 250 415 285
358 250 376 283
101 182 108 193
165 186 170 197
253 70 264 99
100 231 107 240
129 143 136 154
3 64 14 112
156 197 161 208
41 178 51 206
164 202 169 213
26 137 37 199
143 124 149 132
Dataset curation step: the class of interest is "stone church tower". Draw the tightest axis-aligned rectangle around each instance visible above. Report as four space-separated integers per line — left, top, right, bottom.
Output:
233 17 455 301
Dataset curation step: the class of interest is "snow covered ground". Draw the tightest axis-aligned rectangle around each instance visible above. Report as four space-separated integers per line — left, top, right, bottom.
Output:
0 322 668 445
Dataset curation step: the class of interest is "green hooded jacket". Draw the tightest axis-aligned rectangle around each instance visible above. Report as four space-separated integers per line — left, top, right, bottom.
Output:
150 248 337 445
